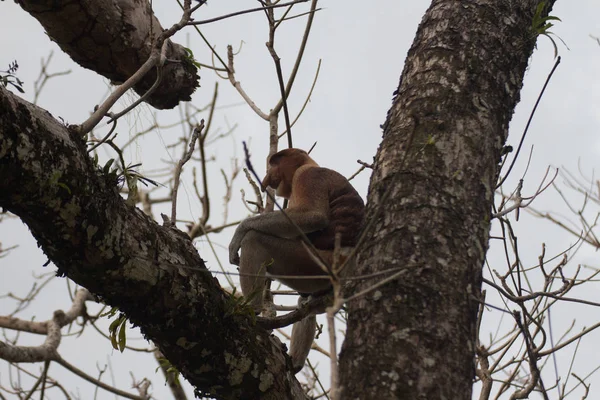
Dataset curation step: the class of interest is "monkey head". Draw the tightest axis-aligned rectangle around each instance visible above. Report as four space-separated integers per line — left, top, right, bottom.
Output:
261 148 318 199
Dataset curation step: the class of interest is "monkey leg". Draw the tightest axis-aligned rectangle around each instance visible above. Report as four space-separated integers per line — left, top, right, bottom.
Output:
238 231 271 312
239 231 331 373
240 230 332 297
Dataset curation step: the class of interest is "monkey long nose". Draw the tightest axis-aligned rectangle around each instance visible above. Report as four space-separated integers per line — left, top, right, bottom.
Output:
260 176 270 192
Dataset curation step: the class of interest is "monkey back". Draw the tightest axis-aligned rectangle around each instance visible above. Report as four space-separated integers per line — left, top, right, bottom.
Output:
304 168 365 250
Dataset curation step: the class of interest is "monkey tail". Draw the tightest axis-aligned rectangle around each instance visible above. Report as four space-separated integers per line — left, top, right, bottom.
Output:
289 313 317 373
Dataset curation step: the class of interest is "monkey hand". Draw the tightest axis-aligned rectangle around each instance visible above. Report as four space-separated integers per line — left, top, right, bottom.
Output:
228 223 247 265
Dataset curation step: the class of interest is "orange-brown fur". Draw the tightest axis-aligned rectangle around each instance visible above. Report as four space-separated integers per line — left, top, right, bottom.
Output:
229 148 364 372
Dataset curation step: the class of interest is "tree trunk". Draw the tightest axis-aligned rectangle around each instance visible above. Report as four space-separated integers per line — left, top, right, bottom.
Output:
16 0 200 109
339 1 555 399
0 86 305 400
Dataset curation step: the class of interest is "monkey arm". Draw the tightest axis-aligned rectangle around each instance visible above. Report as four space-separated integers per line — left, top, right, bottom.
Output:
229 169 332 265
243 208 329 237
228 208 328 266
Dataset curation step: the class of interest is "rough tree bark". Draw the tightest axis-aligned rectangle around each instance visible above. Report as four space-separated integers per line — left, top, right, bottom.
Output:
16 0 200 109
1 0 558 399
0 87 306 400
339 1 556 399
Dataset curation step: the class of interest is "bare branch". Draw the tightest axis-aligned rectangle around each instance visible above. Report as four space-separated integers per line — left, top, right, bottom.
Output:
0 289 94 336
226 46 269 119
187 0 311 26
170 120 205 225
32 52 71 105
55 357 144 400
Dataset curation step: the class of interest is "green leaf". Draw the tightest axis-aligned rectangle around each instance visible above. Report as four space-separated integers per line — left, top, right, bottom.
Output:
183 47 195 58
57 182 72 195
535 2 545 13
100 306 118 318
108 316 122 332
118 319 127 352
542 22 554 31
103 159 115 174
110 328 119 350
108 313 127 351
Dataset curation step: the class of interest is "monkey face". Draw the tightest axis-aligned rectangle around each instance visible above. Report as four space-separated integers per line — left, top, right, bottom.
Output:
261 168 292 198
261 166 280 191
261 149 315 199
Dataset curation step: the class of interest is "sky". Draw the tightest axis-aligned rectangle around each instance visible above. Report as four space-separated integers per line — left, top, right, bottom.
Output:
1 1 600 399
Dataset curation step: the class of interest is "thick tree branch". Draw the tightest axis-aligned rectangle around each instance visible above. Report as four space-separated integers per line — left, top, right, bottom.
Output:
0 86 307 399
16 0 200 109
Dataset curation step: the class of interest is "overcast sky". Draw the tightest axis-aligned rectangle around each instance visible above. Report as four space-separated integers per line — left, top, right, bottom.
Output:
1 1 600 398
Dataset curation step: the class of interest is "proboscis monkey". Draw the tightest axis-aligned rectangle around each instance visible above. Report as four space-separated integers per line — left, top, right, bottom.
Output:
229 148 365 372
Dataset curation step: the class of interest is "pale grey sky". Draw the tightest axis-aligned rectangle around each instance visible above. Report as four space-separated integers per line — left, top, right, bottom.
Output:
1 1 600 398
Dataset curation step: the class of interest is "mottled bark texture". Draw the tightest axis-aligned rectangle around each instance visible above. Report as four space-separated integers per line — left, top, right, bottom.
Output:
16 0 199 109
0 86 306 400
339 1 555 399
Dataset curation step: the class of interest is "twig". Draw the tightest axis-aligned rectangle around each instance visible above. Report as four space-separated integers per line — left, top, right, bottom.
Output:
496 56 561 188
39 360 50 400
348 159 374 181
198 85 217 226
32 52 71 105
493 167 558 219
538 321 600 357
264 0 294 146
276 8 323 25
21 360 49 400
174 0 229 72
87 120 118 153
278 59 322 139
187 0 310 26
568 373 591 399
272 0 319 113
326 265 343 400
243 167 264 213
54 357 143 400
187 82 218 236
226 46 269 119
170 120 204 225
476 347 493 400
306 358 330 399
509 311 548 400
106 41 169 124
344 268 411 304
220 161 241 224
78 54 160 135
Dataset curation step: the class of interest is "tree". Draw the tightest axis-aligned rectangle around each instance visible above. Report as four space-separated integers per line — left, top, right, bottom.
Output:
2 0 599 399
335 1 579 398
